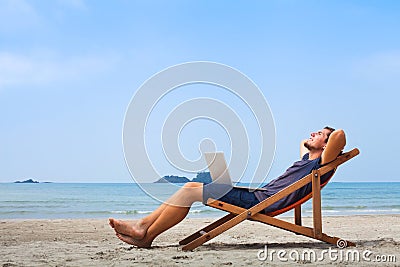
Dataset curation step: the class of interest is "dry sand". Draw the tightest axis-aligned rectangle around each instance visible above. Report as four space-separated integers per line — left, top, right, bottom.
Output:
1 215 399 266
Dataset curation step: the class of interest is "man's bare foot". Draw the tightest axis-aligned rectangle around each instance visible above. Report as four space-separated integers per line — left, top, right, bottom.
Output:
115 232 153 248
108 218 147 240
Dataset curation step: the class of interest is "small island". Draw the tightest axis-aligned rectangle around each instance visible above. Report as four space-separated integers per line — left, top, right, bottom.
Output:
154 175 190 183
14 179 39 184
154 172 212 184
191 172 212 184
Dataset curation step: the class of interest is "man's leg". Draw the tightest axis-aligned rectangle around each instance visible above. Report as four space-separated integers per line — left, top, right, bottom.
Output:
109 182 203 247
109 202 169 239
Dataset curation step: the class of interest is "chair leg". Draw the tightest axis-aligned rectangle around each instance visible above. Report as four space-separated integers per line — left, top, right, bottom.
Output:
179 213 236 245
312 170 322 238
294 205 302 226
182 211 249 251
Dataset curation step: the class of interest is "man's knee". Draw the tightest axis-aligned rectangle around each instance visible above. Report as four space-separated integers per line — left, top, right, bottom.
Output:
183 182 203 189
182 182 203 202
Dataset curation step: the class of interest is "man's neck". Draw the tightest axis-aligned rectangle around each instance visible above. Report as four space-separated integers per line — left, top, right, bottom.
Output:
308 150 323 160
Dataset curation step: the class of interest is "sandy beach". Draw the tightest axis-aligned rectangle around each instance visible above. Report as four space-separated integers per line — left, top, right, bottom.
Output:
1 215 399 266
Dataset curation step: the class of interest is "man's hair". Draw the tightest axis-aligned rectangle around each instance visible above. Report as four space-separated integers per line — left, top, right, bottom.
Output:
324 126 335 143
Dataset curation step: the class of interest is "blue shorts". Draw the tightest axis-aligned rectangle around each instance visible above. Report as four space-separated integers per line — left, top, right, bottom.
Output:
202 183 260 210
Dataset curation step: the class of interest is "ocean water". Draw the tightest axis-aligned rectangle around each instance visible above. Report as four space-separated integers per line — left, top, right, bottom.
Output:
0 182 399 219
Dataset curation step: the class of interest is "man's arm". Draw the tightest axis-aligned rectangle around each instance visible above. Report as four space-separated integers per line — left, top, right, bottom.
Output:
321 129 346 165
300 139 309 159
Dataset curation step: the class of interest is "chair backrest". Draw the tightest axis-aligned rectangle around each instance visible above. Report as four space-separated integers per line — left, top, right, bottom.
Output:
265 148 359 217
266 171 335 216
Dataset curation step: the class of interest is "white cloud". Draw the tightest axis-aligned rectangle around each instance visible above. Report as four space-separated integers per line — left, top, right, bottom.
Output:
0 52 119 89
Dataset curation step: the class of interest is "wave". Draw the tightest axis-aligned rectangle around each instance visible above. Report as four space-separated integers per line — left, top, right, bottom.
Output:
0 208 222 215
108 209 220 215
321 205 400 210
303 208 400 214
323 205 368 210
109 210 153 215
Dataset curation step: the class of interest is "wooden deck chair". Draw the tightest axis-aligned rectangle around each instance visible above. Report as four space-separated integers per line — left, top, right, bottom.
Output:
180 148 360 251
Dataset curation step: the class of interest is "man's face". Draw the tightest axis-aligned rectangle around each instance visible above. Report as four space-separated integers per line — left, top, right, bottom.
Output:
304 129 331 151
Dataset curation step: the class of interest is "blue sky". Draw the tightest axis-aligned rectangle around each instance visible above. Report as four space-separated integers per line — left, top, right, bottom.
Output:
1 0 399 183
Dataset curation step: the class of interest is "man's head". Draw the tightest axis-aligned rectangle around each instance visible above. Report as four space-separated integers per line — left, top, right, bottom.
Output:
304 126 335 151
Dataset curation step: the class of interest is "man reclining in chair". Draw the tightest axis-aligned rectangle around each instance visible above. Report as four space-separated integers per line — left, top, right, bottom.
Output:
109 127 346 248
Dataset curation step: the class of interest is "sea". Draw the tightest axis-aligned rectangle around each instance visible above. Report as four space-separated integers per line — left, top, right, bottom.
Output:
0 182 399 219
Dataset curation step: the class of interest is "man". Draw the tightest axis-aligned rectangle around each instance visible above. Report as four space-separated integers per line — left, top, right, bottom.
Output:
109 127 346 248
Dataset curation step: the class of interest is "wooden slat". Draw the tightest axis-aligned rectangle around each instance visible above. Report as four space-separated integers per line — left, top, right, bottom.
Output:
179 213 236 245
182 209 250 251
312 170 322 238
238 173 312 215
294 205 302 226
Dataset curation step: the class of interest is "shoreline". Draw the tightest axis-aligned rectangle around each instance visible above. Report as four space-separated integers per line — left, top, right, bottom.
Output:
2 211 400 221
1 215 399 266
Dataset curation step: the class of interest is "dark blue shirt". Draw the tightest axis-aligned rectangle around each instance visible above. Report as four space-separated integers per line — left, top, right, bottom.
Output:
254 153 333 213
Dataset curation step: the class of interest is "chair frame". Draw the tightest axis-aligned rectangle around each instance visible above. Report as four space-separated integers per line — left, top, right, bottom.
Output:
179 148 360 251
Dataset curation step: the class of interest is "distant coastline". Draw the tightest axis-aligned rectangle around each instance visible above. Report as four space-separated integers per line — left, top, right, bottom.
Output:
154 172 212 184
14 179 52 184
14 179 39 184
10 173 213 184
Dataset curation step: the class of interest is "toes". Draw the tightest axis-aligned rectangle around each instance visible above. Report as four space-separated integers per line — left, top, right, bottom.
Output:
108 218 115 228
